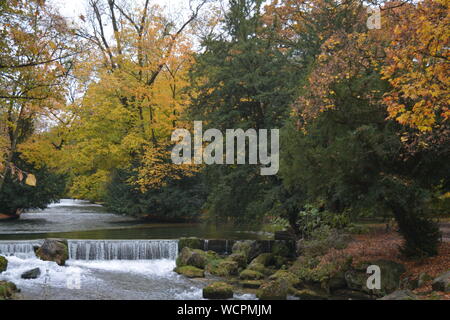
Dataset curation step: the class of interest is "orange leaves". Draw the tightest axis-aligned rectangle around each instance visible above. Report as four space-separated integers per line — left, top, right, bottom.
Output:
381 0 450 132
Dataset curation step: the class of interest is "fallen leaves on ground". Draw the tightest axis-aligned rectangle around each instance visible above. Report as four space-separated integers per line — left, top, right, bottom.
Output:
317 230 450 300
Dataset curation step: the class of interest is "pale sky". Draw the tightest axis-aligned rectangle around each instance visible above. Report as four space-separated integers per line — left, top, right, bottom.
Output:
49 0 196 21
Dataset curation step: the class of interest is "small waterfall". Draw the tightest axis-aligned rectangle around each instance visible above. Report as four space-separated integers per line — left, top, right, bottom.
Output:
0 240 42 258
68 240 178 260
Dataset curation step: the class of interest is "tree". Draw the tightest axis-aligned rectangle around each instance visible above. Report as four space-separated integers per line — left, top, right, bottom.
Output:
25 0 208 214
382 0 449 132
276 0 446 257
188 0 300 224
0 0 76 193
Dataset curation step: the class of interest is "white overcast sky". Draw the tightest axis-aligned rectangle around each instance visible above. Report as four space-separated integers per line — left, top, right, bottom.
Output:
48 0 195 20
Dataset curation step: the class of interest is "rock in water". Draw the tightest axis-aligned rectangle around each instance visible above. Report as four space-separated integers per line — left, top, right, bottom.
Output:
203 282 234 300
35 239 69 266
257 279 289 300
21 268 41 279
176 247 208 269
174 266 205 278
0 281 19 300
178 237 203 251
0 256 7 273
431 271 450 293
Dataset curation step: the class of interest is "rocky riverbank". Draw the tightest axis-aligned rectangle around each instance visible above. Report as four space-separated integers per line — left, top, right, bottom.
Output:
174 233 450 300
1 235 449 300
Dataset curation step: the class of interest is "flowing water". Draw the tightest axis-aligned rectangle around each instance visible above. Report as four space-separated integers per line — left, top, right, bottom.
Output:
0 200 261 300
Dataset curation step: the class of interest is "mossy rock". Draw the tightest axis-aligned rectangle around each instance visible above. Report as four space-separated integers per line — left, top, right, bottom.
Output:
203 282 234 300
269 270 301 287
247 262 273 276
240 280 263 289
176 247 208 269
0 281 19 300
431 271 450 293
227 253 247 269
256 279 289 300
208 260 239 277
239 269 264 280
232 240 264 263
35 239 69 266
293 289 328 300
345 259 406 296
231 241 253 262
250 253 275 267
179 237 203 250
0 256 8 273
174 266 205 278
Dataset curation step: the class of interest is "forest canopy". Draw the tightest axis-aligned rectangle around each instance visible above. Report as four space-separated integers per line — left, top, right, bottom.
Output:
0 0 448 257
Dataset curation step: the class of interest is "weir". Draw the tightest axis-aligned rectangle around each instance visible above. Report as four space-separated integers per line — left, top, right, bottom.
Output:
0 240 43 258
0 240 179 261
68 240 178 260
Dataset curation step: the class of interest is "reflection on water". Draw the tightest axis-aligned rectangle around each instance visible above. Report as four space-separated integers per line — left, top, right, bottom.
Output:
0 199 271 240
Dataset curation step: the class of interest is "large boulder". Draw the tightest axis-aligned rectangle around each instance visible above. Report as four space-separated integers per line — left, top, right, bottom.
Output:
0 281 19 300
239 269 265 280
176 247 208 269
232 241 264 263
240 280 263 289
207 260 239 277
0 256 7 273
250 253 275 267
227 253 247 269
174 266 205 278
21 268 41 279
268 270 301 288
203 282 234 300
35 239 69 266
345 260 405 296
247 262 272 276
257 279 289 300
431 271 450 292
178 237 203 251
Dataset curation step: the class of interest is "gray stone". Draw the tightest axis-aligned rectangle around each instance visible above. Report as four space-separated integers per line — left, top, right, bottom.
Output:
21 268 41 279
431 271 450 292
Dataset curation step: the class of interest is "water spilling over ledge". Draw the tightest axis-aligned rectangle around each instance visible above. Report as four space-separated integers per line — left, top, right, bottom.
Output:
68 240 178 260
0 239 179 261
0 240 43 259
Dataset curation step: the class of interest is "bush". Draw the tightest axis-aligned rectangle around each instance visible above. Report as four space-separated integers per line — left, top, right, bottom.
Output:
0 157 66 215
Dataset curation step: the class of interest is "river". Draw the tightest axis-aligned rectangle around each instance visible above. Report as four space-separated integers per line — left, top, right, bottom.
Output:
0 199 263 300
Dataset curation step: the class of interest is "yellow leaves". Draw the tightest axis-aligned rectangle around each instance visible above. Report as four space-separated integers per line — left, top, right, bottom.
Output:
381 0 449 132
25 174 37 187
